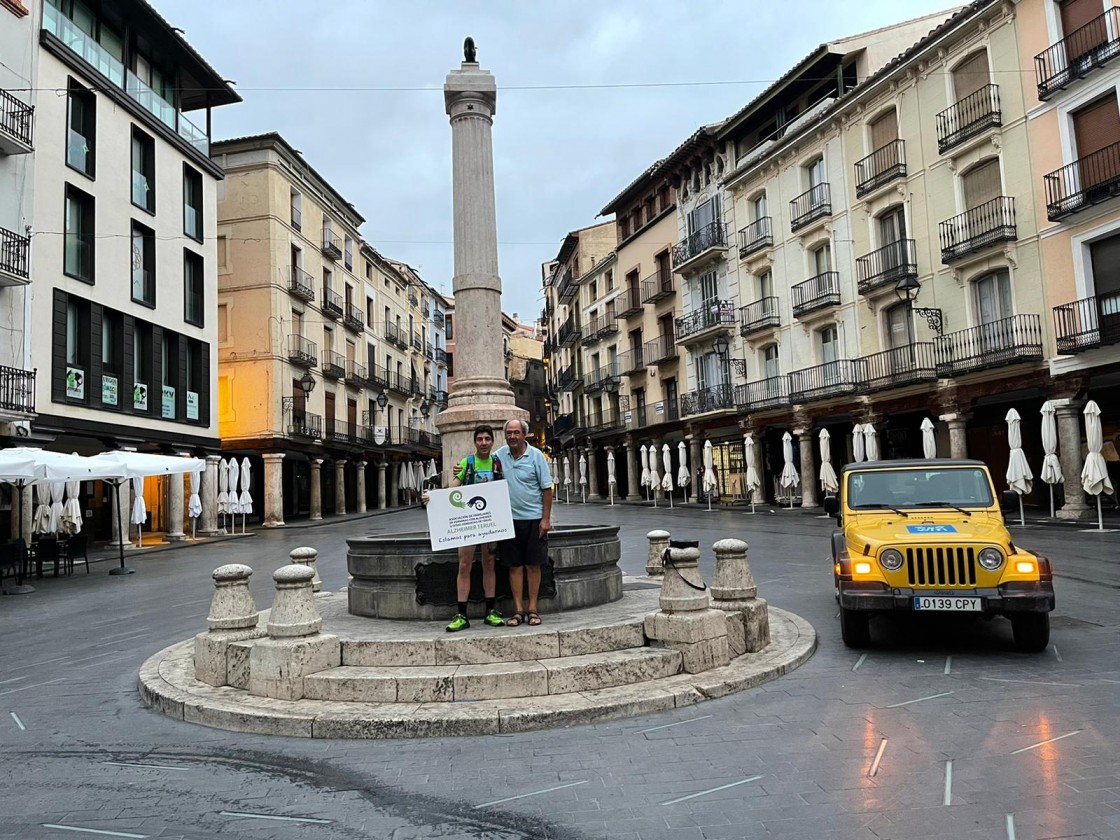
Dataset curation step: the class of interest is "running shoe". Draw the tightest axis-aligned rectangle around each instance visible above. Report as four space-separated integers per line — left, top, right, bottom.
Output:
483 609 505 627
446 614 470 632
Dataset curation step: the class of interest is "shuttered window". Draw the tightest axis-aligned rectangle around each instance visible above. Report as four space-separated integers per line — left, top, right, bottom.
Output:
962 159 1002 209
1073 93 1120 158
952 51 989 101
870 109 898 150
1062 0 1109 61
1061 0 1103 37
1090 234 1120 297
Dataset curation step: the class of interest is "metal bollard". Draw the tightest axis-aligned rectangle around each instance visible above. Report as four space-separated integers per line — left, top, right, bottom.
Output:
289 546 321 592
646 529 670 576
267 564 321 638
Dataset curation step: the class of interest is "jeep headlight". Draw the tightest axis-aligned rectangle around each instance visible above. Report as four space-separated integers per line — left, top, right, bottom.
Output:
978 547 1003 570
880 548 904 571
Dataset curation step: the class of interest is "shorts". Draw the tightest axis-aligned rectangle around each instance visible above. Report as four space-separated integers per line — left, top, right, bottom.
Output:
499 519 549 568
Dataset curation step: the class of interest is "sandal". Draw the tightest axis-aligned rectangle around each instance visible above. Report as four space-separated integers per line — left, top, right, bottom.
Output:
527 612 542 626
506 613 524 627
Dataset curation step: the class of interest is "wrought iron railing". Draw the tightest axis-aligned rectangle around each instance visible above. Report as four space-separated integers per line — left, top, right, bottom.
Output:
640 268 674 304
789 360 864 402
734 376 791 412
589 409 621 433
0 226 30 282
289 266 314 301
619 348 645 374
681 384 734 416
557 316 582 347
322 350 345 378
434 389 449 406
616 283 643 317
388 371 411 395
738 217 773 258
1036 7 1120 100
368 363 390 389
410 332 423 352
857 239 917 295
861 343 937 392
630 404 648 429
790 183 830 231
855 139 906 197
675 300 736 340
435 347 447 365
556 267 577 303
344 303 364 332
936 85 1001 154
384 321 408 349
321 286 343 318
792 272 841 317
287 334 317 367
557 363 577 389
939 197 1016 263
0 366 35 414
286 407 321 439
934 314 1043 376
583 365 619 393
671 221 727 268
739 297 780 337
1054 294 1120 354
643 334 677 364
322 229 342 259
1045 139 1120 220
552 413 574 436
346 359 368 386
0 89 34 149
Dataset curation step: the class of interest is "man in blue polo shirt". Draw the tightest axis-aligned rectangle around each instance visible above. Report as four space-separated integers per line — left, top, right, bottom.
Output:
492 418 553 626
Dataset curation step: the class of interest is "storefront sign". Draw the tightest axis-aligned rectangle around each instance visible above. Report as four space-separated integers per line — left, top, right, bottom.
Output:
66 366 85 399
425 481 514 552
373 425 386 445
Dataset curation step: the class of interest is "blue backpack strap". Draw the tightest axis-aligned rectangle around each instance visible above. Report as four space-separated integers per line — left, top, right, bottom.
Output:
464 454 476 485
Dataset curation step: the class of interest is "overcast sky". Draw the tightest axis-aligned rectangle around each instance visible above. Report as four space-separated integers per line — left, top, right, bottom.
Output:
157 0 957 322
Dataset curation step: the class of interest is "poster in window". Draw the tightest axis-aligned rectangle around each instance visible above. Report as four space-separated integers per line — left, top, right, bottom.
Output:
186 390 199 420
102 374 117 406
162 385 175 418
66 367 85 399
134 383 148 411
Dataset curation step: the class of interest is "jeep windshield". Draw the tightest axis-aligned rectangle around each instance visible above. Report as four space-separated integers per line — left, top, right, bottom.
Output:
846 468 994 510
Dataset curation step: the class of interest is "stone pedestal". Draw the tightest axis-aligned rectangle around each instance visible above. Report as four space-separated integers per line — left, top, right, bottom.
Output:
1053 400 1090 519
334 460 347 516
940 413 970 459
262 453 285 527
199 455 220 536
165 472 186 542
710 539 770 655
377 460 387 510
356 461 367 513
194 564 265 687
290 546 321 593
796 429 818 509
625 441 640 501
310 459 323 521
643 541 730 673
646 529 670 576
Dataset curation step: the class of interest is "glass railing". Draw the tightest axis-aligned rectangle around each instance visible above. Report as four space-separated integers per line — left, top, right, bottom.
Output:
132 171 153 210
184 205 202 240
66 128 91 173
177 112 208 155
43 4 125 87
125 71 175 130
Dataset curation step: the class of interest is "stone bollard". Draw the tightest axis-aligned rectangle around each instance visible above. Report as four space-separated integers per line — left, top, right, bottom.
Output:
194 564 265 687
646 530 670 576
644 540 730 674
710 539 770 656
289 546 322 593
248 564 340 700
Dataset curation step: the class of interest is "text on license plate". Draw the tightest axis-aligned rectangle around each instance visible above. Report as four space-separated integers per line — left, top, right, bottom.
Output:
913 596 981 612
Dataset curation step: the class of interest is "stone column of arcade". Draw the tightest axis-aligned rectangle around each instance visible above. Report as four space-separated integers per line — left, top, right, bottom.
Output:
624 438 640 501
1053 398 1090 520
165 462 187 542
199 455 220 536
940 413 971 459
309 459 323 521
356 460 367 513
435 39 527 462
377 460 387 510
334 460 347 516
588 445 600 500
796 428 818 509
262 453 285 527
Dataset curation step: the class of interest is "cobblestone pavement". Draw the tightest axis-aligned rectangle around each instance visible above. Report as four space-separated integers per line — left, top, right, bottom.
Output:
1 503 1118 839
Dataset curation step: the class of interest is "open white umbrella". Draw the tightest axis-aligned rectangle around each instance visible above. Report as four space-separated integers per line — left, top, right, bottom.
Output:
921 417 937 460
703 439 717 512
744 434 762 513
639 445 650 501
227 458 241 518
48 480 65 534
606 450 616 506
647 444 660 507
131 475 147 546
1040 401 1063 520
853 424 866 463
562 455 572 504
677 441 690 504
1006 408 1033 527
864 424 880 462
62 479 82 535
217 459 230 528
188 464 203 538
32 482 51 535
662 443 674 508
780 431 799 509
1081 400 1114 531
578 452 587 504
239 456 253 534
819 429 839 496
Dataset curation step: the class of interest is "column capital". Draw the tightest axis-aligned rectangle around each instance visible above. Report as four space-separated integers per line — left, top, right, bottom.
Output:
938 412 972 424
206 454 221 465
793 428 810 438
377 461 387 472
357 460 367 468
334 459 348 467
311 458 324 468
262 452 285 462
1050 398 1085 414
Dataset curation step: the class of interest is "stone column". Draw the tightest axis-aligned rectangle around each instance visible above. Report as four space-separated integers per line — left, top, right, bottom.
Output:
624 439 640 501
334 460 347 516
199 455 220 536
587 446 601 500
377 460 387 510
1053 399 1090 520
940 413 970 459
262 453 285 527
165 469 186 542
309 458 323 521
15 484 32 545
796 429 818 509
689 435 702 500
356 460 368 513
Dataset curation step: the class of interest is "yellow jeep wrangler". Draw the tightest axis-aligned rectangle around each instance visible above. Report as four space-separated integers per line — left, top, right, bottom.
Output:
822 459 1055 652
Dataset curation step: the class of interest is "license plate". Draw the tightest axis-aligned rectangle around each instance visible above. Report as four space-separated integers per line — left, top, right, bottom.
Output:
913 596 981 612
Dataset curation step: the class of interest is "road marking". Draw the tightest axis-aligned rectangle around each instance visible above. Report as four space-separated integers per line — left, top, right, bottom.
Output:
0 676 27 687
980 677 1081 688
75 655 137 670
886 691 953 708
637 715 712 734
218 811 331 824
10 712 25 731
0 678 65 698
5 655 70 673
1006 814 1016 840
1010 730 1081 755
1052 645 1062 662
92 632 151 648
102 761 186 771
944 656 952 675
943 760 953 806
473 780 588 809
660 775 762 806
852 654 867 672
868 738 888 777
40 826 147 838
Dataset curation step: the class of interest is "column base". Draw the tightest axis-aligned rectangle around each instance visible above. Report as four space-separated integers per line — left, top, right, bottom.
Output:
310 514 323 521
198 529 221 537
164 534 187 542
262 521 286 529
1056 503 1091 521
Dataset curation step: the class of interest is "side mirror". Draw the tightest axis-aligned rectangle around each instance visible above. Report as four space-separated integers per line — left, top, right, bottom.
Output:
1000 490 1018 511
823 495 839 517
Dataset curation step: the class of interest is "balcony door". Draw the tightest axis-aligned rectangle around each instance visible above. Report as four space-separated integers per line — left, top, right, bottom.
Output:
752 193 767 222
1062 0 1109 66
885 302 916 376
762 344 781 399
878 208 906 277
975 269 1013 354
1090 234 1120 343
1073 92 1120 195
324 391 336 438
960 158 1002 243
819 325 840 384
687 196 719 236
952 50 990 102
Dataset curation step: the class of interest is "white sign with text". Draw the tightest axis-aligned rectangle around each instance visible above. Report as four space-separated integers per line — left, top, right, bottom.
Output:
425 481 515 552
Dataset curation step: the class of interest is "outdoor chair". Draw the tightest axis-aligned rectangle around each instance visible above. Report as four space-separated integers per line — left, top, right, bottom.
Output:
62 534 89 575
35 538 63 578
0 541 20 590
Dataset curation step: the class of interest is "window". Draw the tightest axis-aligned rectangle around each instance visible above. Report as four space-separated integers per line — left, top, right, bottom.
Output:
445 313 454 340
974 269 1012 323
344 236 353 271
131 127 155 213
324 325 334 352
762 344 780 379
185 339 203 421
366 296 374 325
879 207 906 248
962 159 1002 210
64 298 89 401
758 270 773 300
161 332 177 419
66 79 95 177
886 303 914 349
1072 93 1120 189
606 269 615 291
589 280 597 301
131 222 155 306
697 269 719 308
952 51 990 103
819 324 839 365
183 165 203 241
687 196 719 234
869 109 898 151
100 309 121 407
812 242 832 276
752 193 767 221
184 250 204 326
619 217 630 239
218 304 229 342
446 351 455 377
133 322 151 412
64 185 94 283
807 157 825 188
290 189 302 230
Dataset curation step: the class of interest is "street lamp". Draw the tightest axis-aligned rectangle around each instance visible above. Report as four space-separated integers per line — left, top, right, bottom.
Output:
712 333 747 378
299 371 316 394
893 275 943 336
419 399 431 418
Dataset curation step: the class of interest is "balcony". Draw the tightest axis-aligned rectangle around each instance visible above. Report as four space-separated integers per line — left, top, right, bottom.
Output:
289 266 314 301
551 413 574 437
862 343 937 393
321 286 343 319
681 384 734 416
287 410 322 439
0 226 30 286
737 217 773 259
434 389 449 406
557 317 582 348
557 362 577 390
1036 8 1120 100
322 351 345 379
671 221 728 273
435 347 448 366
739 297 780 337
432 311 445 328
1045 140 1120 220
408 293 418 307
584 365 620 393
346 359 368 387
643 334 677 365
675 300 736 344
388 372 411 396
384 322 408 350
589 409 622 434
0 366 35 415
286 335 318 368
0 89 34 154
734 376 791 413
630 404 648 429
939 197 1016 263
937 85 1001 154
593 313 618 339
790 183 831 231
410 332 422 352
653 398 680 424
857 239 917 296
1054 294 1120 354
616 283 643 317
789 360 864 403
368 363 390 389
855 140 907 197
640 268 675 304
792 272 841 318
344 303 364 332
322 230 343 260
556 268 577 303
619 348 645 375
934 314 1044 376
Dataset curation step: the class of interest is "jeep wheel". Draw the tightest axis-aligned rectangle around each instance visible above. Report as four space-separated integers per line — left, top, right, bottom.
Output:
1011 613 1050 652
840 608 871 648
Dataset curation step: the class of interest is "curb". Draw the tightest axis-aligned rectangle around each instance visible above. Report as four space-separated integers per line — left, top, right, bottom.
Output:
137 607 817 739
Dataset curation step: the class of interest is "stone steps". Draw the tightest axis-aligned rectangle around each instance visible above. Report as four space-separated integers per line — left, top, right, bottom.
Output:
304 646 683 703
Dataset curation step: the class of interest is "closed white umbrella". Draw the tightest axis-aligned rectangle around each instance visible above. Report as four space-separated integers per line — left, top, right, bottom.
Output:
227 458 240 516
427 458 437 480
62 479 82 535
562 454 572 504
819 429 839 496
744 434 762 513
1081 400 1114 531
188 465 203 538
396 461 406 496
639 445 650 500
864 424 880 462
48 480 65 534
780 431 799 509
1006 408 1033 526
578 452 587 504
549 454 558 486
131 475 147 547
32 482 51 535
677 441 690 503
662 443 674 508
921 417 937 460
703 439 717 512
647 444 660 507
606 450 616 506
853 423 866 463
1040 401 1063 520
239 456 253 534
217 459 229 526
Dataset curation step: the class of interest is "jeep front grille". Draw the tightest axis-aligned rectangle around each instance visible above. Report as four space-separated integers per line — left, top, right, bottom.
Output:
905 547 977 587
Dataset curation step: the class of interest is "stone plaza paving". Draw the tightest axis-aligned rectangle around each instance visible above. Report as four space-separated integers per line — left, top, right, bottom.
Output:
1 502 1118 839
